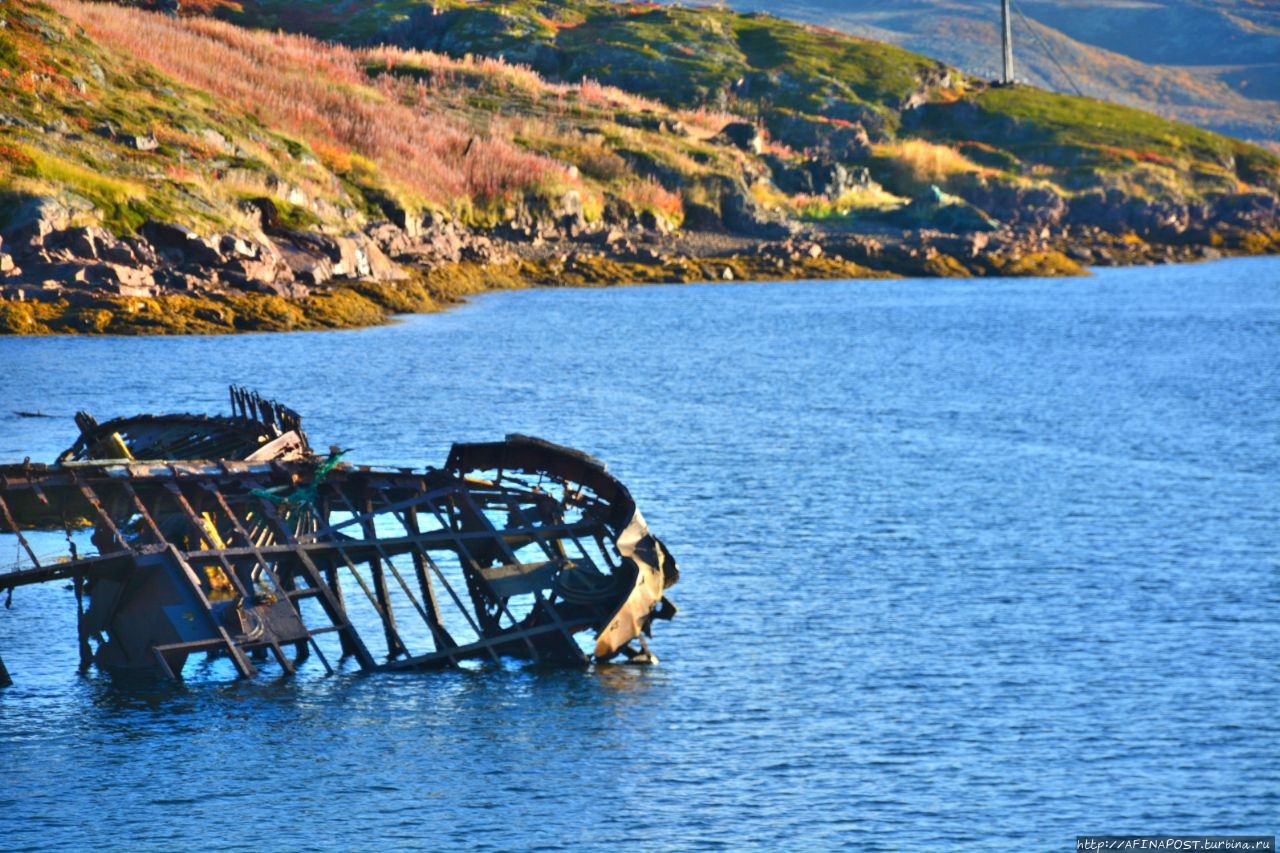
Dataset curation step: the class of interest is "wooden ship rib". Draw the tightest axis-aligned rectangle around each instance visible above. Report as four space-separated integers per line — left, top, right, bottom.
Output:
0 388 678 686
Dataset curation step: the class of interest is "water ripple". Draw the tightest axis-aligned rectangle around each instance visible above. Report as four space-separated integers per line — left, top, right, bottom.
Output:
0 258 1277 850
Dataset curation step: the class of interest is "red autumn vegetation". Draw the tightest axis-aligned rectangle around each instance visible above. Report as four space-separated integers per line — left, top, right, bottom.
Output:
55 0 566 212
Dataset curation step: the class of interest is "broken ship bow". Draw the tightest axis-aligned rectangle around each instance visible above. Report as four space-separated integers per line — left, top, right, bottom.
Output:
0 388 678 686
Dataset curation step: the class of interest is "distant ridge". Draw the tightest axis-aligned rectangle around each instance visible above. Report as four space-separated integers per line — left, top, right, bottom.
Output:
660 0 1280 151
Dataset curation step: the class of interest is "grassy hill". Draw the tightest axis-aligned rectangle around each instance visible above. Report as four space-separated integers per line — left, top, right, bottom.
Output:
2 0 807 237
207 0 1280 198
0 0 1277 333
354 0 1280 200
5 0 1277 228
649 0 1280 151
0 0 790 332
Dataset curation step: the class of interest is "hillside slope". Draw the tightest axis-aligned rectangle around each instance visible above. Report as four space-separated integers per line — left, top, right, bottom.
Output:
0 0 796 331
208 0 1280 199
656 0 1280 149
364 2 1280 204
1 0 1278 334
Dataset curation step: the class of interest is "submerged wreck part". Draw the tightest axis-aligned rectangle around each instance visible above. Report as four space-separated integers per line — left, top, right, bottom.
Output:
0 390 678 684
59 386 310 465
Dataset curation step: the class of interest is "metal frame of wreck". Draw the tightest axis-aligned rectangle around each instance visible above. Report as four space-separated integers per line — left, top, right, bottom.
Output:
0 437 677 686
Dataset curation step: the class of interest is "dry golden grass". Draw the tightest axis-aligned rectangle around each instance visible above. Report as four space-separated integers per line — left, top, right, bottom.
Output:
794 185 906 219
877 139 983 193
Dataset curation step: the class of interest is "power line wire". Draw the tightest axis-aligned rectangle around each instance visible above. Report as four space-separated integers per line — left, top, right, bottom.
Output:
1008 0 1080 96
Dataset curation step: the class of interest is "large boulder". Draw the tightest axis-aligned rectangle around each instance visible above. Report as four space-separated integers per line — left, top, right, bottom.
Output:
140 221 224 267
270 230 404 285
48 225 136 265
221 235 299 294
226 256 307 298
1212 191 1280 232
271 232 335 287
720 181 797 239
418 224 466 264
894 185 1000 233
616 150 685 191
767 113 876 159
715 121 765 155
557 190 586 232
767 156 874 197
366 222 417 260
957 179 1066 229
1057 190 1265 241
330 234 403 281
1 197 72 256
97 263 157 297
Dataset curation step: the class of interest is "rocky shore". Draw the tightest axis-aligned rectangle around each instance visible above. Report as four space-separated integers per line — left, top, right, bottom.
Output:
0 181 1276 335
3 0 1278 336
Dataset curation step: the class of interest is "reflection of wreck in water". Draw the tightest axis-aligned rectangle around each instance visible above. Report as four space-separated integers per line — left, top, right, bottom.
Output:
0 388 678 686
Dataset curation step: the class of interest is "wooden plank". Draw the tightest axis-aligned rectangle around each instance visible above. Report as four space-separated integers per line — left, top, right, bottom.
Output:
404 505 457 658
0 494 43 571
253 497 377 671
478 560 560 600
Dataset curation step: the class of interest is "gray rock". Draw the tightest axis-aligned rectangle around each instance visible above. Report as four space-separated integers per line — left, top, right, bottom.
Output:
716 121 764 155
1 197 71 255
0 113 38 130
98 263 156 297
616 149 684 191
153 269 206 292
140 221 224 267
558 190 586 231
366 222 416 259
720 183 796 239
271 233 335 286
767 156 875 198
224 253 303 296
218 234 260 260
51 225 122 261
198 128 232 154
767 113 875 159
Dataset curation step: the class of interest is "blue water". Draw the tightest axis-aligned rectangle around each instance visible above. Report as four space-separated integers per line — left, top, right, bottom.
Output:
0 257 1277 851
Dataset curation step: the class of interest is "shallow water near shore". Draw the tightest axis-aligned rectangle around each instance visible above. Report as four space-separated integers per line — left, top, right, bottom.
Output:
1 257 1277 850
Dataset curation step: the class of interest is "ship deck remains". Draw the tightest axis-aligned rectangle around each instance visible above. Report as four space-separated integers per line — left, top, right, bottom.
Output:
0 388 677 685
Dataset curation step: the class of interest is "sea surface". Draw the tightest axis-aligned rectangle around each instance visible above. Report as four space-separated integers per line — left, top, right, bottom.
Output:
0 257 1276 851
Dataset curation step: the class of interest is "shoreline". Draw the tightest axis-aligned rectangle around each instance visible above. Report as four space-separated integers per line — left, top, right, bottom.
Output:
1 220 1273 336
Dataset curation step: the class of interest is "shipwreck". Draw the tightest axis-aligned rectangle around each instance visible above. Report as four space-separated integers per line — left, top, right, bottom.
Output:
0 388 678 686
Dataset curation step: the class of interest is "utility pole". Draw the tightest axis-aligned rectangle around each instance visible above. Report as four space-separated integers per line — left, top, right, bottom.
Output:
1001 0 1015 84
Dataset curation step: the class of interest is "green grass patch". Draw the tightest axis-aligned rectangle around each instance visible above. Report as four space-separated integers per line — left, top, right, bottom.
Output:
732 15 934 108
0 34 20 69
14 144 165 233
913 85 1280 195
